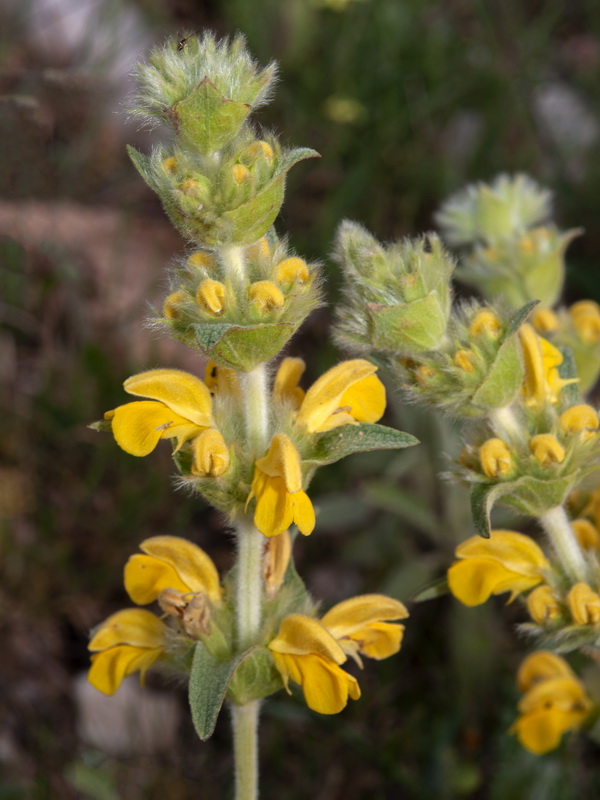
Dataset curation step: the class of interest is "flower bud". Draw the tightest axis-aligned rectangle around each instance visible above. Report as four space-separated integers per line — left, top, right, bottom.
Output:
529 434 565 467
570 300 600 344
275 257 310 285
527 585 561 624
453 349 475 373
246 237 270 260
531 307 559 335
560 404 599 435
163 290 187 320
192 428 230 477
248 281 285 314
197 279 226 315
263 530 292 600
567 583 600 625
469 309 502 339
479 438 513 478
188 250 216 271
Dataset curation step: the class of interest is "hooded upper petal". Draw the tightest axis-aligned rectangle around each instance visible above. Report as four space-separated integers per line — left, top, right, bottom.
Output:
124 535 222 605
123 369 214 427
321 594 408 661
295 360 386 434
106 400 202 456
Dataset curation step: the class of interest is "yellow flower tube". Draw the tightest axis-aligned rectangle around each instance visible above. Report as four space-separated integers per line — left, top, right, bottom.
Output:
249 434 315 537
268 614 360 714
447 530 550 606
321 594 409 664
273 357 306 408
105 369 214 456
124 535 223 605
88 608 168 695
295 359 386 434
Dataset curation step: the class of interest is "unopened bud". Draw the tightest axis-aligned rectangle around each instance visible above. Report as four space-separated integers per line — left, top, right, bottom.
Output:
469 309 502 339
567 583 600 625
529 434 565 467
246 237 270 260
192 428 230 477
479 438 513 478
188 250 216 271
560 405 599 435
572 519 600 551
263 530 292 600
531 307 559 335
182 593 212 638
163 290 187 320
197 279 226 315
248 280 285 314
453 349 475 373
527 585 561 624
570 300 600 344
232 164 252 185
275 257 310 284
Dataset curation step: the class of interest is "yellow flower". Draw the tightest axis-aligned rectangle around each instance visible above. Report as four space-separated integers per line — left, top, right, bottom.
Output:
275 257 310 284
320 594 408 667
527 585 561 624
453 349 475 373
560 405 599 436
511 651 593 754
469 310 502 339
479 438 513 478
192 428 230 477
248 281 285 314
263 530 292 600
268 614 360 714
163 290 187 319
448 530 550 606
105 369 214 457
197 278 226 315
571 518 600 551
249 433 315 537
273 357 306 408
531 307 559 335
520 324 576 407
566 583 600 625
88 609 168 695
295 359 385 434
124 535 222 605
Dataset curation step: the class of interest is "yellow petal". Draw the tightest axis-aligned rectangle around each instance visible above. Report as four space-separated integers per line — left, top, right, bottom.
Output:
268 614 346 663
197 279 226 315
526 586 561 625
529 433 565 467
123 369 213 428
517 651 575 692
88 644 163 695
518 676 591 715
135 536 222 603
520 324 547 407
274 257 310 284
248 281 285 314
566 582 600 625
255 434 303 492
124 554 193 604
448 558 543 606
89 608 166 651
263 530 292 600
271 651 360 714
273 357 306 407
347 621 405 660
108 400 201 456
292 490 315 536
511 707 567 755
321 594 408 639
454 530 549 573
253 474 295 538
296 359 384 434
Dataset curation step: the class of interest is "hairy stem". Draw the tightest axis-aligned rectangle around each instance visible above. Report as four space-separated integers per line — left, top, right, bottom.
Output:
540 505 588 584
231 700 260 800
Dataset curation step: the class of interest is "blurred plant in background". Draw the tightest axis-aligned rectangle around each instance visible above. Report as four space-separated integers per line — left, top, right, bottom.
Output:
4 1 600 798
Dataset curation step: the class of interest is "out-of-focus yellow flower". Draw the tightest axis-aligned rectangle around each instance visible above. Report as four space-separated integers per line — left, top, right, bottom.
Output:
248 281 285 314
320 594 408 667
448 530 550 606
105 369 214 457
249 434 315 537
572 518 600 551
511 651 593 754
560 405 599 435
531 307 559 335
453 349 475 373
570 300 600 344
527 585 561 624
479 438 513 478
273 357 306 408
163 290 187 319
124 535 222 605
204 360 240 397
88 609 167 695
187 250 215 271
520 324 576 407
295 359 385 434
268 614 360 714
529 434 565 467
469 310 502 339
245 237 270 260
323 95 367 123
566 583 600 625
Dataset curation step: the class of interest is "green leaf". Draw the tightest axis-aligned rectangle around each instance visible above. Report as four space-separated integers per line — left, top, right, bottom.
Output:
189 643 253 741
368 292 448 353
470 482 507 538
557 344 581 407
412 576 450 602
126 145 156 190
305 423 419 467
173 78 251 153
503 299 539 338
227 648 282 706
88 419 112 433
193 321 297 372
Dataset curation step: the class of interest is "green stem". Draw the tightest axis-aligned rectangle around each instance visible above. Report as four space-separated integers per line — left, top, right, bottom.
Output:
235 515 265 651
231 700 260 800
221 244 247 290
540 505 588 584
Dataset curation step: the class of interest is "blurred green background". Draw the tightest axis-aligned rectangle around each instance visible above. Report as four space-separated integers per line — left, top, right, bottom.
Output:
3 0 600 797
